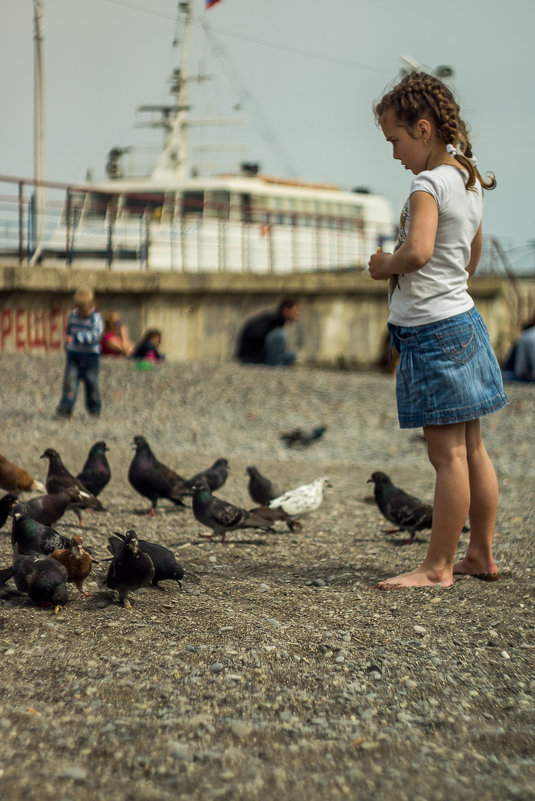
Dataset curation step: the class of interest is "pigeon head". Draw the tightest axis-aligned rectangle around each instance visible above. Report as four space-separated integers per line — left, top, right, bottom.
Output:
191 478 211 494
213 458 229 469
90 441 109 455
70 535 85 557
318 477 332 488
40 448 61 461
367 471 390 486
132 435 151 452
12 502 28 521
245 466 259 478
124 529 140 554
49 582 69 607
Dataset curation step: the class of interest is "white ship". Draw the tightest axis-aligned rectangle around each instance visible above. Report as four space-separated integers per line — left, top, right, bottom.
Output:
46 1 395 273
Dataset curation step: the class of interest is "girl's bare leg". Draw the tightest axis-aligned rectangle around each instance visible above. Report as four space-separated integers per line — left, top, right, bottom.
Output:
376 423 469 589
453 418 499 579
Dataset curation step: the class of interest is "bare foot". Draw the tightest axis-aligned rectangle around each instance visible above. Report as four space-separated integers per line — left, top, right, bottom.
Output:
375 566 454 590
453 556 499 581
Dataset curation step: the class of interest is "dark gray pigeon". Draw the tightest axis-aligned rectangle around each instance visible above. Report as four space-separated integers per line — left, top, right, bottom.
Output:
11 502 72 556
192 479 274 543
366 471 434 544
246 466 281 506
0 493 18 529
185 458 229 493
41 447 106 524
280 425 327 448
106 529 155 606
0 553 68 608
128 436 188 515
112 531 184 588
77 440 111 497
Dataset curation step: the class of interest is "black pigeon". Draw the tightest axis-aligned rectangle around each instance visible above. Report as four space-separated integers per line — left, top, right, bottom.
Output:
192 478 274 543
185 458 229 493
128 435 188 515
77 440 111 497
112 531 184 588
246 466 281 506
0 493 18 529
11 502 71 556
22 486 102 527
0 553 68 608
367 471 434 544
41 447 106 524
106 529 155 606
280 425 327 448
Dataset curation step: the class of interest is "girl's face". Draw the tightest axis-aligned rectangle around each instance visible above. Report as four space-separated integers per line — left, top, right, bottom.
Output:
380 110 430 175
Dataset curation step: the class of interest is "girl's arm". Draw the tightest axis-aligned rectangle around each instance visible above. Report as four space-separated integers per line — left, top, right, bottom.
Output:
465 223 482 275
369 191 438 279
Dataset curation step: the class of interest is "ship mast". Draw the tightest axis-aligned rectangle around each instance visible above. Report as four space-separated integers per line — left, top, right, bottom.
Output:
30 0 45 264
151 1 193 180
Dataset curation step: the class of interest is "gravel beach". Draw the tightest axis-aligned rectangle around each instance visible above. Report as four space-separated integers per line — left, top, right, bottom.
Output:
0 352 534 801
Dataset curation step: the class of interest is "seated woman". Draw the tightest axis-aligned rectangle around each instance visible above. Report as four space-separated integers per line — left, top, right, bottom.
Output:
101 312 134 357
131 328 165 362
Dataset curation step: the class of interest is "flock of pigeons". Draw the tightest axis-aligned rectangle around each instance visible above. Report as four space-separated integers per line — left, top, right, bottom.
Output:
0 435 333 609
0 424 445 610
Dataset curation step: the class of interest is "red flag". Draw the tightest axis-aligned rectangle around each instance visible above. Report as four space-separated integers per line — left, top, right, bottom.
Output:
206 0 222 8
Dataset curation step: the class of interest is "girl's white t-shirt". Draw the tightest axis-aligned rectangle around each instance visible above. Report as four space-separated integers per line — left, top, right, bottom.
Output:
388 164 483 327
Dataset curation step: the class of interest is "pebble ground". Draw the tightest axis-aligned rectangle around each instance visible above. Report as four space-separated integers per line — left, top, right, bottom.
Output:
0 353 534 801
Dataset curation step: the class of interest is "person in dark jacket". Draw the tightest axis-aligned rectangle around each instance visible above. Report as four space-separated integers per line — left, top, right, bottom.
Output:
236 297 301 366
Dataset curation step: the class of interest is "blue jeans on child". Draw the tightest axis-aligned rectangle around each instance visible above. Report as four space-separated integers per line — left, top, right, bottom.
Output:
58 351 101 415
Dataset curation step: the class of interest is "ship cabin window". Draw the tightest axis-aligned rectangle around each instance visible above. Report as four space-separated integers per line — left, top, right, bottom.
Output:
181 191 204 216
121 193 164 218
205 191 230 220
84 192 110 221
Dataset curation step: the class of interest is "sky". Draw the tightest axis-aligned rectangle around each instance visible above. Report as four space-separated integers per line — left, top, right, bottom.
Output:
1 0 534 270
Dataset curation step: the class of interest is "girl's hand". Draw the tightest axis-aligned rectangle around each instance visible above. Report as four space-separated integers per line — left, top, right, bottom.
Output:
368 251 393 280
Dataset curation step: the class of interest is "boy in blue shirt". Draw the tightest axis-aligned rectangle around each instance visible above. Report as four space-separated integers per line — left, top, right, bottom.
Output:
56 287 104 418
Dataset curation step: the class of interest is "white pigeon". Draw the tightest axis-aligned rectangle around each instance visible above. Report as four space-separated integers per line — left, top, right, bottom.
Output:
268 477 331 517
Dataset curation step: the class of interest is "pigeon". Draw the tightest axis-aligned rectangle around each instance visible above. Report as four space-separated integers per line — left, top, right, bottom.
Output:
0 553 68 609
77 440 111 497
112 531 184 588
106 529 155 606
269 477 331 517
280 425 327 448
128 435 188 515
21 486 97 527
0 453 45 493
246 466 281 506
0 493 18 529
366 471 434 544
185 458 229 493
11 502 71 556
192 478 274 543
49 535 93 596
248 504 302 533
41 447 106 524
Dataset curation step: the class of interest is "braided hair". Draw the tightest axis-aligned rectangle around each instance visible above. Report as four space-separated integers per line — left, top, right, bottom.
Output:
374 71 496 191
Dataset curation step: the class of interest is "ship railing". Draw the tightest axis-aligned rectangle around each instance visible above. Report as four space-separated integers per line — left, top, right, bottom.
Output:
0 174 518 279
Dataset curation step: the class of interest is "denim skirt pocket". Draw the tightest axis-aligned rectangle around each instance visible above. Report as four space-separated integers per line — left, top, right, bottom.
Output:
435 323 477 365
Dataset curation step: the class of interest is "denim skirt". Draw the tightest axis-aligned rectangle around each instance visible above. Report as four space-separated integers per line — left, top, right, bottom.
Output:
388 307 509 429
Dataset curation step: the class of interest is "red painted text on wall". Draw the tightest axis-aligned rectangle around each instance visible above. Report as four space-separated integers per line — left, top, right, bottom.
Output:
0 308 69 352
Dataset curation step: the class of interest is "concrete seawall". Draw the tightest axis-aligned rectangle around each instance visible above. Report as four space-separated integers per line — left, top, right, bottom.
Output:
0 263 529 366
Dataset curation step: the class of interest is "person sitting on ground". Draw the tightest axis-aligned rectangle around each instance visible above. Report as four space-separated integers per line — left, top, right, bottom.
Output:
504 313 535 382
101 311 134 357
131 328 165 362
236 297 301 367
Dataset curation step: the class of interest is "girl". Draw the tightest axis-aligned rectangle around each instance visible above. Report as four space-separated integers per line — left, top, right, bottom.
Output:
368 71 508 589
